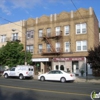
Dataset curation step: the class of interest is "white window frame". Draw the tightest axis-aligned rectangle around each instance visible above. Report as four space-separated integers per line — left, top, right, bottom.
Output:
64 26 70 35
38 44 42 53
47 28 51 37
47 44 51 52
39 29 43 38
76 40 87 51
55 27 60 36
0 35 6 43
65 42 70 52
12 33 18 41
76 23 87 34
26 45 33 53
56 42 60 52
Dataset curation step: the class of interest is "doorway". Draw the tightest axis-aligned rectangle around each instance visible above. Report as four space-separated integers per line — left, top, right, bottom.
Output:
72 61 79 76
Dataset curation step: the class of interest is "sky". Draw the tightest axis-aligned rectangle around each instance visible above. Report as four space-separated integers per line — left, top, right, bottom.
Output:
0 0 100 26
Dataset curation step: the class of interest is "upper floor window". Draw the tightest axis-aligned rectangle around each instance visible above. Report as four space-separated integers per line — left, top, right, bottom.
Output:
47 44 51 52
39 29 43 38
76 23 87 34
26 30 34 39
0 35 6 43
38 44 42 54
12 33 18 41
65 42 70 52
76 40 87 51
55 27 60 36
56 42 60 52
64 26 70 35
26 45 33 53
47 28 51 37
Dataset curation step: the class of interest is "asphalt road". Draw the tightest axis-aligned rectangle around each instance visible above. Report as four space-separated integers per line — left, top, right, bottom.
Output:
0 77 100 100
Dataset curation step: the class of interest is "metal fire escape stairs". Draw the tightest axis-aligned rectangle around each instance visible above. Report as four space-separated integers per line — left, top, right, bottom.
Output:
42 31 63 55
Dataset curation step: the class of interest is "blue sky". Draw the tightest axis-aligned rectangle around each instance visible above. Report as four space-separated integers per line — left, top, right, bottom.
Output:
0 0 100 26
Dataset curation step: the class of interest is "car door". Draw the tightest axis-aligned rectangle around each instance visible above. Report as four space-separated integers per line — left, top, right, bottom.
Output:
45 71 55 80
54 71 63 81
9 67 16 76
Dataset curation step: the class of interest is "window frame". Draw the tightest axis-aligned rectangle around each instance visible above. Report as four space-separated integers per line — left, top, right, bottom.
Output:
76 23 87 34
64 25 70 35
26 30 34 39
38 29 43 38
26 45 34 53
12 33 18 41
65 42 70 52
76 40 87 51
38 44 42 54
0 34 6 43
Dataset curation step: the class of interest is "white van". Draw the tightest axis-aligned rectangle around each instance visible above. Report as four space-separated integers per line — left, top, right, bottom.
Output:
3 65 34 80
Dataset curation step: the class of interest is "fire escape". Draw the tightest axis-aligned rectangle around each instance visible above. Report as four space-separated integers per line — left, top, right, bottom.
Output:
42 31 63 55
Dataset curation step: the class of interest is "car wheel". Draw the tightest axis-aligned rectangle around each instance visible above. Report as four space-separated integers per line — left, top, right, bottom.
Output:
40 76 45 81
4 74 8 79
60 77 66 83
19 74 24 80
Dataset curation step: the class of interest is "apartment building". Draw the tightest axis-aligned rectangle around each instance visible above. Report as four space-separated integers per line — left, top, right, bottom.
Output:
0 21 25 48
0 7 99 76
22 7 99 76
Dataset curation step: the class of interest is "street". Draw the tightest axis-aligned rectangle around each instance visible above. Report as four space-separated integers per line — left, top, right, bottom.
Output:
0 77 100 100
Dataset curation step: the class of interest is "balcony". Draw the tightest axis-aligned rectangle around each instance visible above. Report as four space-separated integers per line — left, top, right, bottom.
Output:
42 48 63 55
42 31 62 39
6 37 21 42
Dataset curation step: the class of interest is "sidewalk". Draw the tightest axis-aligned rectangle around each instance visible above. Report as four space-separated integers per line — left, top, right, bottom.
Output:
34 75 100 83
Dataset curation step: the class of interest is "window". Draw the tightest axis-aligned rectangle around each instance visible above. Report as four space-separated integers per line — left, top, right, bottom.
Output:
26 45 33 53
47 44 51 52
64 26 70 35
10 67 15 71
0 35 6 43
76 23 87 34
65 42 70 52
56 42 60 52
47 28 51 37
76 40 87 51
55 27 60 35
39 29 43 38
38 44 42 53
26 30 34 39
12 33 18 41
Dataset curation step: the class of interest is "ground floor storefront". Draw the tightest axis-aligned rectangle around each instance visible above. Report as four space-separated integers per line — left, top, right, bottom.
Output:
32 57 92 76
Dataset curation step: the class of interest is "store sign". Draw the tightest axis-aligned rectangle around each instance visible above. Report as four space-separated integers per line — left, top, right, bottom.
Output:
32 58 49 62
53 57 84 61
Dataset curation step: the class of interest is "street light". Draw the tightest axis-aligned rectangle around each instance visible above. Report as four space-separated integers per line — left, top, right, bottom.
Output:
12 29 27 65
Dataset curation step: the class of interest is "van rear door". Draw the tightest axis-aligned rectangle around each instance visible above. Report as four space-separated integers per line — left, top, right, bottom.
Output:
28 66 34 76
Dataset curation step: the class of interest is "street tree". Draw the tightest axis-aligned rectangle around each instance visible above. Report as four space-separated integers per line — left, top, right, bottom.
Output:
0 41 32 68
87 45 100 76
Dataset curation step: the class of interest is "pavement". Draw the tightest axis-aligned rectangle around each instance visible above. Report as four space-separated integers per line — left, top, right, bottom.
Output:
34 75 100 83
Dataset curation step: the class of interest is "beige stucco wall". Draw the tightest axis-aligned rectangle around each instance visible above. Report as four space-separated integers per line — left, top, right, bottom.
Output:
0 20 25 48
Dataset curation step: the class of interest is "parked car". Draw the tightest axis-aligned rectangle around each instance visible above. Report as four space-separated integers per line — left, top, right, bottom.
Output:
38 70 76 83
3 65 34 80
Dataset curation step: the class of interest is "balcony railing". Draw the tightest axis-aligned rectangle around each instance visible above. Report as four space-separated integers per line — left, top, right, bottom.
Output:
6 37 21 42
42 48 62 55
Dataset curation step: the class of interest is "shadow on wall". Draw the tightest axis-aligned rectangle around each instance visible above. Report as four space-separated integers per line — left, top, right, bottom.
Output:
0 89 37 100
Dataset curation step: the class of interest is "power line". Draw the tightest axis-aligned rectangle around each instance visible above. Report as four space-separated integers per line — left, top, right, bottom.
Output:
0 16 24 27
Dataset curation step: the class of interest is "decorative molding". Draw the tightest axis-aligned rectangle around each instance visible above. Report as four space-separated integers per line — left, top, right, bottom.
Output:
58 12 70 20
39 15 49 23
